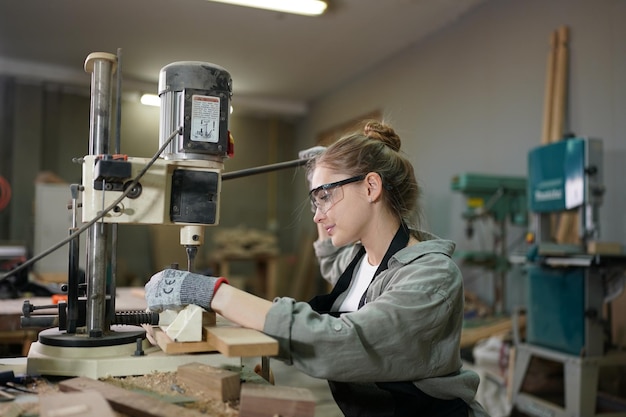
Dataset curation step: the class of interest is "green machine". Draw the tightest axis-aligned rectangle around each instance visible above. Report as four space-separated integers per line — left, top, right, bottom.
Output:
451 172 527 314
451 173 527 230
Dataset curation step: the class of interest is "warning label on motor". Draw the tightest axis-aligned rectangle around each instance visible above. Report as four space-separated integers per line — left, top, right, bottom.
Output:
191 95 220 143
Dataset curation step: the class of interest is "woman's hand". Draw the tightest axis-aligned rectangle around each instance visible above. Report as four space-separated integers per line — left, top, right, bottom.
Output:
144 269 228 312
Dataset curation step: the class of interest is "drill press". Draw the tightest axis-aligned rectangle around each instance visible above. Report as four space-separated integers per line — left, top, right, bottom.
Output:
451 172 527 314
20 52 239 377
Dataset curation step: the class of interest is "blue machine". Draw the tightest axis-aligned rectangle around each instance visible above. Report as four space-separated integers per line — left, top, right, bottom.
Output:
512 137 626 417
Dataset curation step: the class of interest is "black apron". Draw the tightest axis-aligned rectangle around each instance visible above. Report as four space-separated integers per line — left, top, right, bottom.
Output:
308 225 468 417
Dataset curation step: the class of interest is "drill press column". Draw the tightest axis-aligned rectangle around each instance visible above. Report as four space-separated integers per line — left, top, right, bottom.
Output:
84 52 117 338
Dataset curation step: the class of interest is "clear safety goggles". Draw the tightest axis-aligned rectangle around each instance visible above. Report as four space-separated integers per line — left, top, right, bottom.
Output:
309 174 366 214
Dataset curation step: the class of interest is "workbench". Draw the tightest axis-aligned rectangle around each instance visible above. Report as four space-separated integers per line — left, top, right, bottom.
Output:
0 357 316 417
0 287 316 417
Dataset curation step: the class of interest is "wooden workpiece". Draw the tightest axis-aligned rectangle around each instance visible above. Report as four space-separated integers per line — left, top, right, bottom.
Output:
177 362 240 402
55 367 316 417
205 326 278 357
40 391 116 417
239 384 316 417
587 240 624 255
59 377 210 417
151 314 279 358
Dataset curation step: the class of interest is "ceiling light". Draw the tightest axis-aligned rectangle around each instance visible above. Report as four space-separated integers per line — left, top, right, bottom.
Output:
207 0 327 16
140 94 160 107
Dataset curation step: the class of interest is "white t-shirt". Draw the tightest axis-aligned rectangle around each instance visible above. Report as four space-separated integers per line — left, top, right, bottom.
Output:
339 255 379 312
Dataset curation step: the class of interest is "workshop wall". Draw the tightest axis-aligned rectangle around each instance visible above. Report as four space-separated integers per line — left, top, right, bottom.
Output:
0 82 88 249
295 0 626 316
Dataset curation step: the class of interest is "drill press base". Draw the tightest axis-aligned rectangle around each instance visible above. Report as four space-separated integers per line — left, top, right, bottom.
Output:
38 325 146 348
26 328 240 379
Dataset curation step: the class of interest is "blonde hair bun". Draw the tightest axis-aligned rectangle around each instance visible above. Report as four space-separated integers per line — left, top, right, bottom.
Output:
363 121 401 152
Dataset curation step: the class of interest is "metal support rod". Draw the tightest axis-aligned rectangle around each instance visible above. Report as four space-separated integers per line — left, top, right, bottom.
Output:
67 229 80 334
222 158 309 181
67 183 81 334
85 53 117 337
109 223 118 325
114 48 123 155
86 225 108 337
261 356 270 382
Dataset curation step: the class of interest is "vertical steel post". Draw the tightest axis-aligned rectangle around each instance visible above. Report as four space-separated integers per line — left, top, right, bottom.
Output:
84 53 117 337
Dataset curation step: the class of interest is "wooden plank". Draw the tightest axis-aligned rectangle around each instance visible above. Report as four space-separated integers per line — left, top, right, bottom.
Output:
177 362 240 401
461 316 526 348
205 326 279 357
153 325 278 357
59 377 206 417
541 30 558 145
555 210 579 245
152 313 278 357
40 391 115 417
154 326 217 354
549 25 568 143
587 240 623 255
239 384 316 417
153 311 218 353
549 26 580 244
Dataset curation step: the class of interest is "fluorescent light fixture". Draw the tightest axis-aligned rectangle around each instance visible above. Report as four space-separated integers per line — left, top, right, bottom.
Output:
140 93 160 107
207 0 327 16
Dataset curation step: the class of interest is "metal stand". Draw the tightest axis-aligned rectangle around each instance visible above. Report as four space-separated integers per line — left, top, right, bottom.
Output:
512 343 626 417
511 256 626 416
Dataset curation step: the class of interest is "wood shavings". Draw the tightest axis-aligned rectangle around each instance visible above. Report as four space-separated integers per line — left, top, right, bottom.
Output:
0 401 38 417
6 373 240 417
102 371 240 416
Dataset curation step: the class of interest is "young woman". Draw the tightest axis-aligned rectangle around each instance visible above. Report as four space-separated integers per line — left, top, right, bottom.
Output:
145 121 489 416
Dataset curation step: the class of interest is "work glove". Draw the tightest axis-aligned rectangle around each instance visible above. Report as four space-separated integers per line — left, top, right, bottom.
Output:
298 145 326 160
144 269 228 313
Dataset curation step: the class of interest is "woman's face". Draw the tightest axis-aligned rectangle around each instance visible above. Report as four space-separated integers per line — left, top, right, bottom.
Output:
310 165 369 247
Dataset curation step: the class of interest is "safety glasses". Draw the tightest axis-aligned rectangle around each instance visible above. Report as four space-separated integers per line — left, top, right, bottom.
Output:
309 174 366 214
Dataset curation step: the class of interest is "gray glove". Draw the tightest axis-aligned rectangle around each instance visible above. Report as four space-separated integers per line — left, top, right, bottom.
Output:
144 269 228 312
298 145 326 160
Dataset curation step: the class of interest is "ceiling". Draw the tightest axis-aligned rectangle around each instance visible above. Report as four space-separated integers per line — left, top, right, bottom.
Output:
0 0 487 116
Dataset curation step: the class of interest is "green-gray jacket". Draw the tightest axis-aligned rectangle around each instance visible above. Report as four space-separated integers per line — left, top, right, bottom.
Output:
263 231 489 416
